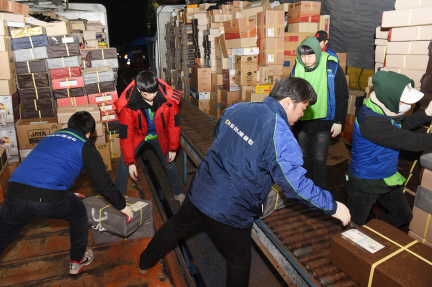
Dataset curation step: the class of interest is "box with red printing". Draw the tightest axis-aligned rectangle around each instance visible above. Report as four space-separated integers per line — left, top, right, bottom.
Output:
101 111 118 123
97 102 116 112
287 1 321 24
88 90 118 105
56 96 89 106
224 16 257 40
49 67 81 80
52 76 84 90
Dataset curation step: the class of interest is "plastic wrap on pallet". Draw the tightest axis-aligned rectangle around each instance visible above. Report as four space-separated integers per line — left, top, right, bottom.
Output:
46 56 80 69
47 44 80 58
11 35 49 50
16 72 50 89
20 98 54 112
21 108 55 119
81 67 114 85
81 59 91 69
90 48 117 60
49 67 81 80
53 87 85 99
13 46 48 62
11 26 44 38
91 58 119 68
85 81 115 95
15 60 47 74
80 49 92 60
17 87 52 100
47 34 81 46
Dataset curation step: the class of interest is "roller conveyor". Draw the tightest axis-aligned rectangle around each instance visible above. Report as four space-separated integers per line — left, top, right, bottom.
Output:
179 100 359 287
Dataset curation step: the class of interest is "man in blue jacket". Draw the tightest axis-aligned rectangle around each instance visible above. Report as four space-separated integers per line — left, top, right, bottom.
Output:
0 112 133 275
137 77 351 286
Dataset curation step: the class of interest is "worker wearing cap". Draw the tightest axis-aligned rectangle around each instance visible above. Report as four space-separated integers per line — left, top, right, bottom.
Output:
315 30 339 63
347 71 432 227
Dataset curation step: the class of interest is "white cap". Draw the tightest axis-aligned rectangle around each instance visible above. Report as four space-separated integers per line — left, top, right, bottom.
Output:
400 83 424 104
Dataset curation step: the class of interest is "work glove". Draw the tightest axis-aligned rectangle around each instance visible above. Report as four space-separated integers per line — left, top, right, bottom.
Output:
331 201 351 226
168 151 176 163
331 123 342 137
426 101 432 116
74 193 86 199
129 164 138 181
120 206 133 223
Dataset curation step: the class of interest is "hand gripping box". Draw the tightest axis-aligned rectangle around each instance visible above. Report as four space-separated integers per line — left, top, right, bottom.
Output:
83 196 154 237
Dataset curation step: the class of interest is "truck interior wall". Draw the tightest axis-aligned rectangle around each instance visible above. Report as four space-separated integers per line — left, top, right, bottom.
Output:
281 0 396 70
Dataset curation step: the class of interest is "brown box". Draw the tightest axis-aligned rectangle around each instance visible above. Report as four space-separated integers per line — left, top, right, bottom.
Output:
226 37 257 49
318 15 331 35
0 36 11 52
0 0 29 15
347 91 364 115
409 206 432 242
191 65 212 93
0 78 16 95
44 21 70 36
386 41 430 55
235 63 257 86
221 90 240 105
222 69 238 91
268 65 284 76
288 1 321 24
421 168 432 190
95 143 111 171
241 0 271 18
107 131 120 158
83 30 97 40
235 55 258 65
287 22 318 33
258 66 269 84
0 51 15 80
240 85 251 101
15 118 63 149
258 37 284 65
211 14 232 23
57 104 101 123
268 75 281 85
219 33 232 58
211 73 223 91
330 219 432 287
257 10 285 38
224 16 257 40
284 32 314 56
408 230 432 248
336 53 347 74
190 97 210 113
211 86 223 103
209 100 223 119
245 90 268 102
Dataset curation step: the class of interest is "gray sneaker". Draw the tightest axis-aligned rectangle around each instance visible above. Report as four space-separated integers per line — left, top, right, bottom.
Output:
174 193 185 205
69 249 94 275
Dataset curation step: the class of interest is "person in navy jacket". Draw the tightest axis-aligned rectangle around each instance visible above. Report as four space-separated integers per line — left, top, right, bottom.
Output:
137 77 351 286
0 112 132 275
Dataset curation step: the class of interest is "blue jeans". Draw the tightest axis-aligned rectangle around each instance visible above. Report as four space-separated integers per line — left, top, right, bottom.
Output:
115 139 183 196
0 192 88 261
297 130 331 189
346 180 413 228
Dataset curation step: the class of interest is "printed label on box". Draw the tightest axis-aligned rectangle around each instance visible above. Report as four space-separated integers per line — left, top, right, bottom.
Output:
342 229 385 254
30 121 48 124
60 80 78 87
77 107 95 111
98 104 113 110
268 54 275 63
129 201 148 212
95 95 112 102
102 114 116 121
251 3 261 7
268 28 274 37
62 37 74 44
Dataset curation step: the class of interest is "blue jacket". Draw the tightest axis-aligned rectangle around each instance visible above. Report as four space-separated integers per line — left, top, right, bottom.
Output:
188 97 337 228
10 128 87 190
350 106 400 179
326 47 339 63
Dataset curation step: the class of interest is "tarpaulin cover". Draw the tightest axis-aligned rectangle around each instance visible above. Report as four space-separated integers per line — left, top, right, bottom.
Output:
47 44 80 58
18 87 52 100
85 81 116 95
11 26 44 39
49 67 81 80
53 87 85 99
82 67 114 85
13 46 48 62
91 58 119 69
90 48 117 60
15 60 47 75
20 98 54 112
21 108 55 120
81 59 92 70
46 56 80 69
11 35 49 50
48 34 80 46
17 72 50 89
80 49 92 60
92 220 155 245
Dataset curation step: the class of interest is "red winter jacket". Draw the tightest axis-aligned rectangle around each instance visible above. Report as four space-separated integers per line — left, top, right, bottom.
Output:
114 79 182 166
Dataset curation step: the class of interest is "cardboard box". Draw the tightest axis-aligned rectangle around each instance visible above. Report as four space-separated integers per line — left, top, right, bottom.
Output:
211 14 232 23
190 88 210 100
252 84 273 93
190 97 210 113
395 0 432 10
0 122 18 155
57 104 101 123
258 37 284 65
0 93 19 123
19 148 33 160
409 206 432 243
83 30 96 40
388 25 432 41
376 26 390 39
287 22 318 33
210 87 223 103
232 47 259 56
347 91 365 115
245 90 268 102
226 37 257 49
15 118 63 149
408 230 432 248
288 1 321 24
336 53 347 74
0 1 29 15
374 39 388 46
258 66 269 84
224 16 257 40
0 12 25 22
211 73 223 92
380 67 424 88
95 143 111 170
268 64 284 76
191 65 212 93
234 63 257 86
382 7 432 28
386 41 430 55
375 45 387 63
268 75 281 85
257 10 285 38
385 54 428 70
284 32 314 56
217 53 229 74
0 51 15 79
318 15 330 35
209 100 223 119
330 219 432 287
222 69 239 91
107 131 120 158
44 21 70 36
235 55 258 65
240 85 251 101
221 90 240 105
241 0 271 18
0 36 11 51
283 56 296 77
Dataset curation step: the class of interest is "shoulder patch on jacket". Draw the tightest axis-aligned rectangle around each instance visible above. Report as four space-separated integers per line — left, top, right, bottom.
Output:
174 113 181 127
119 123 128 139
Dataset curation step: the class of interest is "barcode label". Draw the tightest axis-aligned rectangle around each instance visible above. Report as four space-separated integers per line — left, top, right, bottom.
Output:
342 229 385 254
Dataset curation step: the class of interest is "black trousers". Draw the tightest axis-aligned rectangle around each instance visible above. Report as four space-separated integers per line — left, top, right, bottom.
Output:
139 196 252 287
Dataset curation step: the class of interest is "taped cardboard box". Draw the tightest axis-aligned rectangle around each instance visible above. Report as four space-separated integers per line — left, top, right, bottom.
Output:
0 51 15 79
284 32 314 56
94 143 111 170
241 0 270 18
268 64 284 76
408 230 432 248
318 15 330 35
258 66 269 84
330 219 432 287
287 22 318 33
257 10 285 38
226 37 256 49
0 122 18 155
245 90 268 102
382 7 432 28
44 21 71 36
234 63 257 86
190 97 210 113
258 37 284 65
385 54 428 70
224 16 256 40
388 25 432 41
0 93 19 123
386 41 430 55
57 104 101 123
211 73 223 92
221 90 240 105
0 78 17 95
107 130 120 158
409 206 432 243
287 1 321 24
191 65 212 93
0 35 11 52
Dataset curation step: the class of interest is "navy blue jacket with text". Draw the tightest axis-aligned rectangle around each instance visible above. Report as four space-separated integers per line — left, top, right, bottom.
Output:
188 97 337 229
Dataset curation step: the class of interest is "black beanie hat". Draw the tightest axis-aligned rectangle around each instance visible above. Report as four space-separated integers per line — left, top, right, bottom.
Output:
372 71 414 113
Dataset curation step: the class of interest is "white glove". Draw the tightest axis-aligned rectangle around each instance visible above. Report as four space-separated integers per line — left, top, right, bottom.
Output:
331 201 351 226
129 164 138 181
331 123 342 137
120 206 133 223
426 101 432 116
74 193 86 199
168 151 176 163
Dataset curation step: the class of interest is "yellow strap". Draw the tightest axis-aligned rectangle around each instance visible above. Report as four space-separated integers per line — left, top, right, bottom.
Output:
404 160 418 187
38 110 41 118
96 71 100 82
67 88 70 98
31 73 37 90
97 82 101 93
423 214 431 243
26 61 30 73
65 44 70 57
68 67 72 77
403 54 407 69
271 186 279 210
105 121 110 132
310 1 313 10
62 57 65 68
408 42 412 54
35 87 39 99
66 78 70 88
125 203 143 225
30 49 35 60
34 99 37 111
29 36 34 48
104 59 107 66
99 203 112 227
101 49 105 59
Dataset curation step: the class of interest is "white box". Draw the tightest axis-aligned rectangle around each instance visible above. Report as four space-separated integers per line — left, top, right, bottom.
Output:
375 45 387 63
385 54 428 70
232 47 259 56
376 26 389 39
19 149 33 160
395 0 432 10
0 94 18 123
374 39 388 46
386 41 430 55
382 7 432 28
0 123 18 156
389 25 432 41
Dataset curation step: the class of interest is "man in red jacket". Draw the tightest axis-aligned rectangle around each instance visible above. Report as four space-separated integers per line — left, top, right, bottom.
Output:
114 71 185 204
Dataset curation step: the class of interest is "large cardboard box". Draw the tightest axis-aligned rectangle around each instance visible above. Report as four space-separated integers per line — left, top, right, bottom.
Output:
385 54 428 70
211 73 223 92
83 30 96 40
317 15 330 35
222 69 238 91
44 21 70 36
0 93 19 123
57 104 101 123
0 12 25 22
382 7 432 28
226 37 257 49
0 51 15 79
240 85 251 101
258 66 269 84
386 41 430 55
235 55 258 65
95 143 111 170
224 16 256 40
287 22 318 33
0 36 11 52
241 0 271 18
191 65 212 93
190 97 210 113
0 122 17 155
232 47 259 56
388 25 432 41
375 45 387 63
268 64 284 76
376 26 389 39
330 219 432 287
288 1 321 24
211 86 223 103
221 90 240 105
408 230 432 248
15 117 63 149
409 206 432 243
234 63 257 86
209 100 223 119
380 67 424 89
284 32 314 56
336 53 347 74
0 0 29 15
258 37 284 65
395 0 432 10
257 10 285 38
245 90 268 102
108 131 121 158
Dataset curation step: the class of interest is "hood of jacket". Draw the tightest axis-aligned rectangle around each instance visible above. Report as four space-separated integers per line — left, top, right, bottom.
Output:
296 36 322 72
